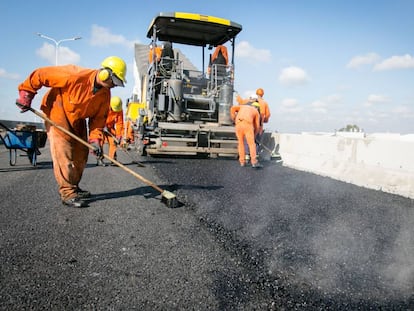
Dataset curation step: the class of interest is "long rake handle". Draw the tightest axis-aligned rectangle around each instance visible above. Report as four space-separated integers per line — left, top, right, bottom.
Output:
29 107 165 194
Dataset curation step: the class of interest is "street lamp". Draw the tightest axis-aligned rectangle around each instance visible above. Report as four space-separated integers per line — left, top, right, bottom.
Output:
36 33 82 65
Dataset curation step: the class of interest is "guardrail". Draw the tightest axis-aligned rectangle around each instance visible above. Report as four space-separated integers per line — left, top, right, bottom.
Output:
273 132 414 199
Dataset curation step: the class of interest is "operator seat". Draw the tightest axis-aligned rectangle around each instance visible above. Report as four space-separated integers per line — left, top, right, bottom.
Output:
160 42 175 76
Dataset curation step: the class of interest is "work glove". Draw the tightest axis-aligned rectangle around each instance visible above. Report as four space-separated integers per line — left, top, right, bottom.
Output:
16 90 35 112
120 139 129 149
89 139 103 158
116 136 123 144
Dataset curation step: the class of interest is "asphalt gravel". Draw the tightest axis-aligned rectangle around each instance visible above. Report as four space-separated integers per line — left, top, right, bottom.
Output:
0 144 413 310
151 155 414 309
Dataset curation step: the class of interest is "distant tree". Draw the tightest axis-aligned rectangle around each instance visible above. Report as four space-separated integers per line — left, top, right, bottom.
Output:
338 124 360 132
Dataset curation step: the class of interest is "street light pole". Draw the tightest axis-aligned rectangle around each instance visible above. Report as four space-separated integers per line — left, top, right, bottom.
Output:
36 33 82 65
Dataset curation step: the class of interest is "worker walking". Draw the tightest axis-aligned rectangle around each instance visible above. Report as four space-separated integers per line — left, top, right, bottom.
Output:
230 102 262 168
102 96 125 164
16 56 127 207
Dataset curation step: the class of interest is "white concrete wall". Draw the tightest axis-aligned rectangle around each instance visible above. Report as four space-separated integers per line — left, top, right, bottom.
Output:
272 132 414 199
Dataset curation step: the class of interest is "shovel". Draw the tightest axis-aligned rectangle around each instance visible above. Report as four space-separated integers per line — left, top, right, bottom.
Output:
26 106 178 208
255 138 282 161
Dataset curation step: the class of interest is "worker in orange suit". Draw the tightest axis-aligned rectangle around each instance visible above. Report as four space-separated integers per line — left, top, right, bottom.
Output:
16 56 127 208
124 119 135 144
207 45 229 76
148 44 162 64
123 100 137 145
236 88 271 161
236 88 271 133
102 96 124 164
230 102 262 168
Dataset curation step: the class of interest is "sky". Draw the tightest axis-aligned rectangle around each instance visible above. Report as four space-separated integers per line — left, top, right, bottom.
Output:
1 0 413 134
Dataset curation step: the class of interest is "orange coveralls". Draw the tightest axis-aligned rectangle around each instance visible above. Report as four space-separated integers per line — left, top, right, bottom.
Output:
230 104 261 165
148 46 162 64
207 45 229 75
236 94 271 134
124 119 135 143
18 65 110 201
103 109 124 160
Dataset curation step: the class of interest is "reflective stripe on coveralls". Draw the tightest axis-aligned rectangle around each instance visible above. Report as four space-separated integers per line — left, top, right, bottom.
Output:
18 65 110 201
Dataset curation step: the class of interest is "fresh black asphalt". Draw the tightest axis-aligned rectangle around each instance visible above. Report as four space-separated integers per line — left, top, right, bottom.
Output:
1 143 413 310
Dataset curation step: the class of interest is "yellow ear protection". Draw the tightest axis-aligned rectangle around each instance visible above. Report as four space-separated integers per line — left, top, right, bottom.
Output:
98 68 112 81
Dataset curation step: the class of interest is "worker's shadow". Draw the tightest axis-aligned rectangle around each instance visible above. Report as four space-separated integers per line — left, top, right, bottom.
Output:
87 184 186 207
87 183 223 208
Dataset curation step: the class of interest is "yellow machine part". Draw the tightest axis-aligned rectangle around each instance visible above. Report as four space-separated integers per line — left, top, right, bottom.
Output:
126 102 146 121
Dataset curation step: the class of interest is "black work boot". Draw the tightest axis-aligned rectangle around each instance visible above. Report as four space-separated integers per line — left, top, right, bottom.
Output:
251 162 263 169
96 158 107 166
76 188 91 199
62 196 89 208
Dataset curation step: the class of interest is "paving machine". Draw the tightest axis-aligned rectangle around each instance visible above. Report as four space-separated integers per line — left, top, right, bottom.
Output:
129 12 242 157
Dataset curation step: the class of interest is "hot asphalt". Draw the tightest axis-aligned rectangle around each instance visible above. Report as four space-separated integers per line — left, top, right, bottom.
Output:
0 143 413 310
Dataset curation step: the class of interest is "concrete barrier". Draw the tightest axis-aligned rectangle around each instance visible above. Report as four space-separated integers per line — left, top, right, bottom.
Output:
272 132 414 199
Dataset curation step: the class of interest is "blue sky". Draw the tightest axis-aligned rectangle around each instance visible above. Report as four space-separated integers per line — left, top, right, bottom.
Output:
1 0 413 134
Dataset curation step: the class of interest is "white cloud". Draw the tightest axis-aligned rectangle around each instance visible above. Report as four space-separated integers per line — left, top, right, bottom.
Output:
368 94 388 102
281 98 302 113
364 94 389 107
311 100 328 114
36 42 80 65
279 66 309 86
90 24 135 49
392 105 414 117
308 94 342 114
373 54 414 71
325 94 342 104
366 110 389 120
235 41 271 63
347 53 380 69
0 68 19 80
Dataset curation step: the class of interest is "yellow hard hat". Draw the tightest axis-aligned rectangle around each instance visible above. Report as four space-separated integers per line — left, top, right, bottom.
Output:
110 96 123 112
101 56 127 86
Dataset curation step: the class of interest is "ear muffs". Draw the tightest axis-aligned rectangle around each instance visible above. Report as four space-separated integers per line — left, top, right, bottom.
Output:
98 68 112 81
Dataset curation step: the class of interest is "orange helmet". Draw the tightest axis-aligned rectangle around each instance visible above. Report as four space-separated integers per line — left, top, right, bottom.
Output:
256 88 264 97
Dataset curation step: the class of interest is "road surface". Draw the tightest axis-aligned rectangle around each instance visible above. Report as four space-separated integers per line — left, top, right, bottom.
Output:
1 143 413 310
